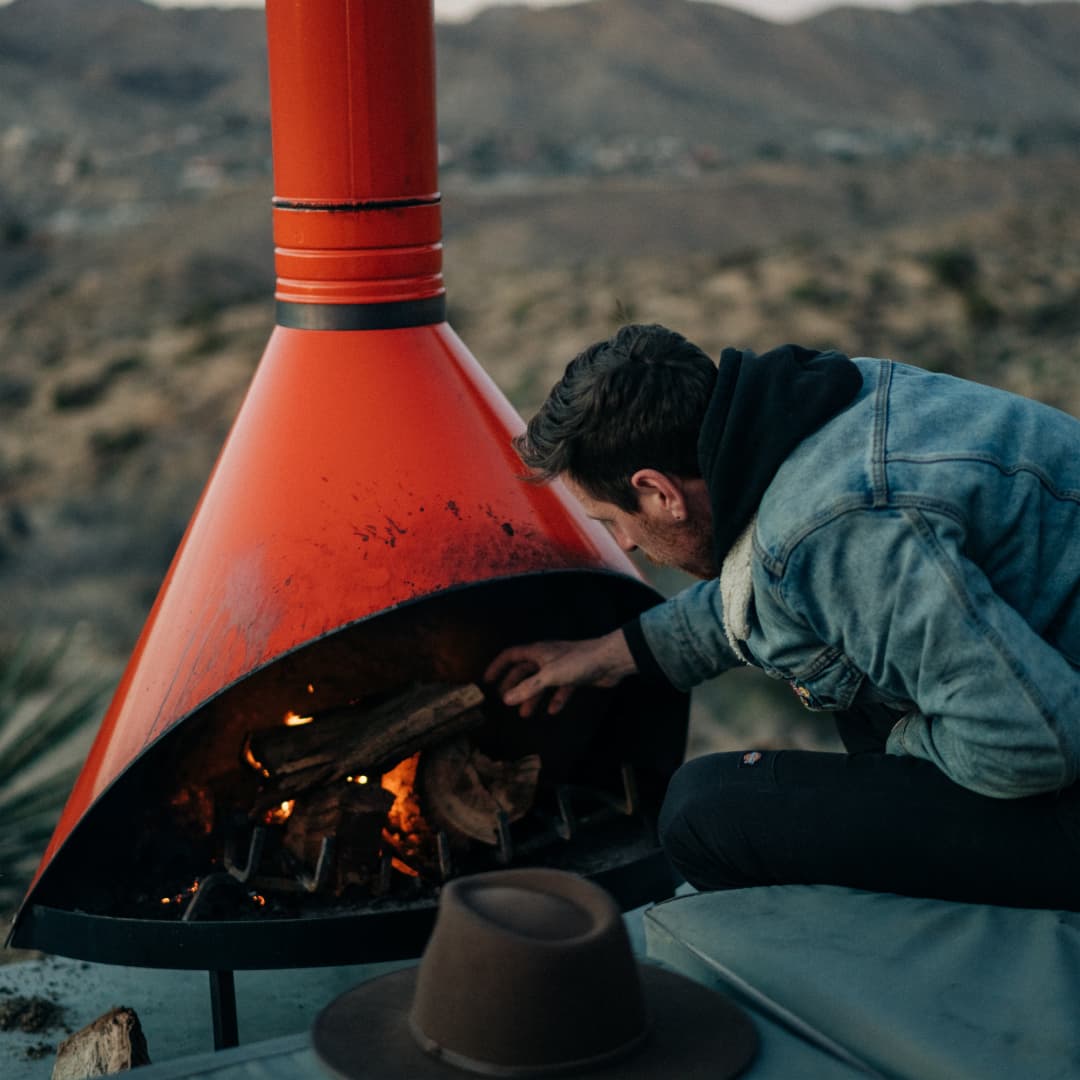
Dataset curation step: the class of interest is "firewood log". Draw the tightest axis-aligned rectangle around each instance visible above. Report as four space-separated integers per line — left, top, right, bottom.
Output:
248 683 485 803
418 736 541 844
278 781 395 893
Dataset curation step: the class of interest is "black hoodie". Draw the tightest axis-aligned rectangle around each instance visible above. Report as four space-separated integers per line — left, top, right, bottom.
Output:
623 343 863 684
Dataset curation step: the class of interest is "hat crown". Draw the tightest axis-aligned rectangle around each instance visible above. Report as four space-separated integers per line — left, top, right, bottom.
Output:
464 885 595 940
409 869 649 1076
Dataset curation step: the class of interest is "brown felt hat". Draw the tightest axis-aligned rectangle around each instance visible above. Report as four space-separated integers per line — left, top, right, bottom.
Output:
312 868 757 1078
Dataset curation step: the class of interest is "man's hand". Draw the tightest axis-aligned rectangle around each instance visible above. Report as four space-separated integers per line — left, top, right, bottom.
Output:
483 630 638 717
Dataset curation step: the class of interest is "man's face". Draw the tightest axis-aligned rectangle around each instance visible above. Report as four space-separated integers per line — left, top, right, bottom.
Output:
563 475 717 579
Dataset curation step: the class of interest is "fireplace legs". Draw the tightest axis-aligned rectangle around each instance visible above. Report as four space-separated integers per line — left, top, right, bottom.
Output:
209 970 239 1050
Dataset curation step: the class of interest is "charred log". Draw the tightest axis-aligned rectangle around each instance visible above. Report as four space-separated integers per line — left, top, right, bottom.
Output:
247 683 485 805
278 782 394 894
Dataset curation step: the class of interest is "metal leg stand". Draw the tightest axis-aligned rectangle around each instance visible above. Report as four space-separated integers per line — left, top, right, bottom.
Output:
209 969 239 1050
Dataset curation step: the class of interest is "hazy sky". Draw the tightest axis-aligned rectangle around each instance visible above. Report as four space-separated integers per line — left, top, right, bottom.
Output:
146 0 982 27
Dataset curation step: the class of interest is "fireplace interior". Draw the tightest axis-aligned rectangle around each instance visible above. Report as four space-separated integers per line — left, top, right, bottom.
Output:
14 573 687 974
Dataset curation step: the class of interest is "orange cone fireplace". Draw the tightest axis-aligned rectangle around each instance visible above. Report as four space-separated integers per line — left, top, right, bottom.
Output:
9 0 687 1007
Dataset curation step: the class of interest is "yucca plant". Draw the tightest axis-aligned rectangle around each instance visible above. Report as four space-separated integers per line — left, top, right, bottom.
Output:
0 633 111 920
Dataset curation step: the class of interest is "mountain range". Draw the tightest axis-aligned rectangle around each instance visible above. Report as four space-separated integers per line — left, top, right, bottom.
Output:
1 0 1078 191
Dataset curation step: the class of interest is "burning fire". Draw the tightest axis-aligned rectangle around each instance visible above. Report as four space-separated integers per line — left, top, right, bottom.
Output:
380 754 432 877
236 704 440 890
382 755 424 835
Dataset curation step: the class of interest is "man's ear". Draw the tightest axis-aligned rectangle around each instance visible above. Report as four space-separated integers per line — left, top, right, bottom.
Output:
629 469 687 520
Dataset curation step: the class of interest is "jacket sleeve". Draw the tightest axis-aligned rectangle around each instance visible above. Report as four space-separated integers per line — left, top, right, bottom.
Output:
779 505 1080 798
628 579 744 692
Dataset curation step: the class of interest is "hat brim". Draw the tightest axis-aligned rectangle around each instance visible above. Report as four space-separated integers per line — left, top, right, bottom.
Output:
313 962 758 1079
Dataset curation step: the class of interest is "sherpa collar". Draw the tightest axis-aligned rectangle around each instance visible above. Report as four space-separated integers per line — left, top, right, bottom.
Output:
719 514 757 665
698 344 862 567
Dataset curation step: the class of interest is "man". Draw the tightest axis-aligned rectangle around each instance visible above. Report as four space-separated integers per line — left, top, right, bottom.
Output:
485 324 1080 909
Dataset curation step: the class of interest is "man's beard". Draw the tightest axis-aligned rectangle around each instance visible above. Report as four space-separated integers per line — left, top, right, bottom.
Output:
639 519 718 580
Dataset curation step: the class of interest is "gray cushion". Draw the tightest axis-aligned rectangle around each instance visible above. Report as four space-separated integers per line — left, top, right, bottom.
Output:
645 885 1080 1080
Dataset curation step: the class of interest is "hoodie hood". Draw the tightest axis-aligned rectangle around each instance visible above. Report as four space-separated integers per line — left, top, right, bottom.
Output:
699 344 863 565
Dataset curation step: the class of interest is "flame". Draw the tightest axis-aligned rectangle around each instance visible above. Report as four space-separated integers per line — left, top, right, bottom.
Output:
243 739 271 779
346 774 369 784
284 711 314 727
378 753 435 877
381 754 425 837
380 830 421 878
264 799 296 825
249 892 267 907
307 684 315 694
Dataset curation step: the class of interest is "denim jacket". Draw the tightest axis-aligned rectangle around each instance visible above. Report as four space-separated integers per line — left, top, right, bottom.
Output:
639 358 1080 798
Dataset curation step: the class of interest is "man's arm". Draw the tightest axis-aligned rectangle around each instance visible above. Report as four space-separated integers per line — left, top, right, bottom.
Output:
487 577 747 715
634 578 745 689
484 629 638 717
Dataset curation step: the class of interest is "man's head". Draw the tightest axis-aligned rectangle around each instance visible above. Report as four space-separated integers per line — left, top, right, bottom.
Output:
514 324 716 508
514 324 719 577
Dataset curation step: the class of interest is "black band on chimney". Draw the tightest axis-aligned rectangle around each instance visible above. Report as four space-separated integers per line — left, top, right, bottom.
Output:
272 196 441 212
276 296 447 330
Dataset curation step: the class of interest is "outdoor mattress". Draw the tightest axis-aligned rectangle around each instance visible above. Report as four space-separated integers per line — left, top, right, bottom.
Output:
645 884 1080 1079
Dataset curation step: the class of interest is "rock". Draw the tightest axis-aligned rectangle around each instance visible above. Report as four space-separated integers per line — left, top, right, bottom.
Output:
51 1006 149 1079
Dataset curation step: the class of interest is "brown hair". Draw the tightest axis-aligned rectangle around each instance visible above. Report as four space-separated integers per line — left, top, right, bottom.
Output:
514 324 717 511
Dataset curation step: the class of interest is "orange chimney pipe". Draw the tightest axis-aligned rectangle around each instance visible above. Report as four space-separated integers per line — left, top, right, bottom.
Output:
267 0 444 314
14 0 669 918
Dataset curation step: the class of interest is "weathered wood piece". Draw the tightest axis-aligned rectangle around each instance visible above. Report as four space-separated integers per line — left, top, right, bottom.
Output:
419 736 542 844
52 1006 150 1079
248 683 485 802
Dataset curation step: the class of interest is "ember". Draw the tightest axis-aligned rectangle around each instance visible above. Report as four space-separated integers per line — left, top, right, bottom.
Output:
170 787 214 836
160 880 199 906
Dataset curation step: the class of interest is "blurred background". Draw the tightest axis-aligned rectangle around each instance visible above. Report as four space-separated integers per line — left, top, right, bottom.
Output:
1 0 1078 920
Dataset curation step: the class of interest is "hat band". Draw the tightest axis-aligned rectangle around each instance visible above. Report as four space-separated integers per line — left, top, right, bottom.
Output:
408 1014 653 1078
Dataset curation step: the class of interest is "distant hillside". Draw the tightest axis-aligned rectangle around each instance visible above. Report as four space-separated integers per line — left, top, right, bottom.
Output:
1 0 1077 312
437 0 1080 160
0 0 1078 217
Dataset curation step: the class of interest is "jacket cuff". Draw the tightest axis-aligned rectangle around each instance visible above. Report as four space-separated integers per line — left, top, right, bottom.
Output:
621 617 675 689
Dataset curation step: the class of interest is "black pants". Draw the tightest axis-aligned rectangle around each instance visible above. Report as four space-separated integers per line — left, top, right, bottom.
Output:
658 706 1080 910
